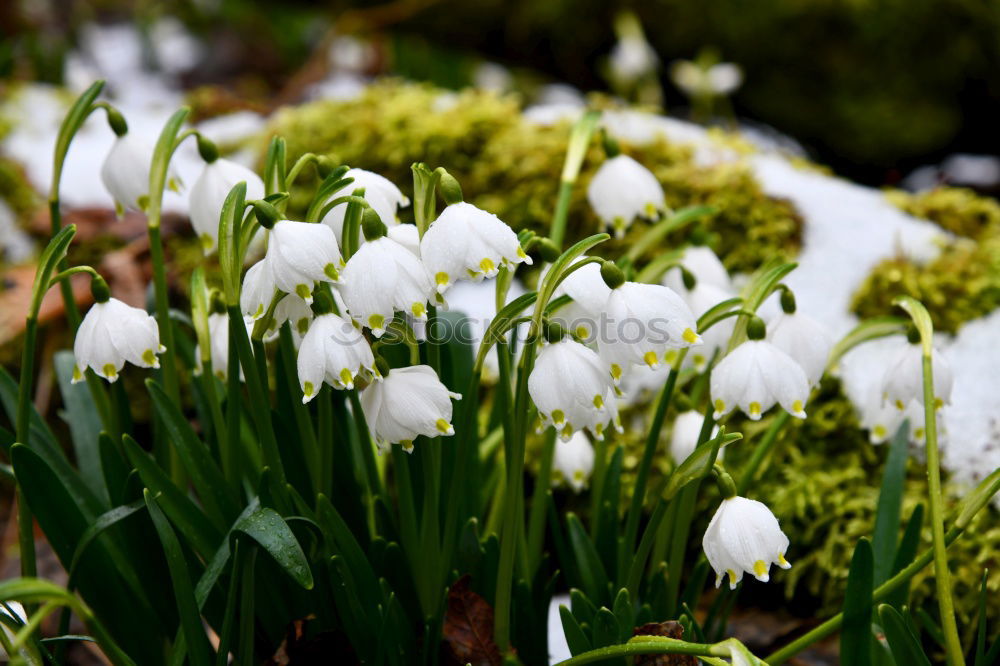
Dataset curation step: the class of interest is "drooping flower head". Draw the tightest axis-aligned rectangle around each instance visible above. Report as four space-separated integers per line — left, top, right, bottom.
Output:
586 154 665 238
597 263 701 384
341 210 434 337
189 156 265 253
666 276 735 373
528 337 621 441
552 432 595 493
101 132 179 216
264 218 343 304
703 496 791 590
73 278 164 383
241 257 276 321
881 338 952 411
360 364 461 452
321 168 409 245
662 245 732 294
297 310 378 401
669 410 721 464
710 317 809 421
420 201 531 294
765 290 833 387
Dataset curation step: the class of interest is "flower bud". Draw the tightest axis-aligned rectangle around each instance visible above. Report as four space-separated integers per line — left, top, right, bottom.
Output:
537 238 561 263
600 260 625 289
90 275 111 303
746 316 767 341
196 134 219 163
361 206 388 241
779 288 796 314
435 167 464 205
105 107 128 137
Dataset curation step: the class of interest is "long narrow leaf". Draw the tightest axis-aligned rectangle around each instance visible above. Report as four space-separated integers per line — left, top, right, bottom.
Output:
872 422 909 584
841 538 874 666
878 605 931 666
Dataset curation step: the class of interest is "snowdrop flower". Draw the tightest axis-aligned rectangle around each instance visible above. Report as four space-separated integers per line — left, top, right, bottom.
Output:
609 36 658 83
297 312 377 401
662 245 732 294
264 293 313 343
881 339 953 411
386 223 420 255
710 318 809 421
529 337 621 441
552 432 595 493
341 212 434 337
547 260 608 341
670 410 720 463
598 264 701 384
73 280 164 383
189 156 265 252
420 202 531 294
766 308 833 387
264 219 343 304
101 130 178 216
360 365 461 452
671 60 743 97
703 496 791 589
321 168 409 244
241 257 276 320
586 155 665 238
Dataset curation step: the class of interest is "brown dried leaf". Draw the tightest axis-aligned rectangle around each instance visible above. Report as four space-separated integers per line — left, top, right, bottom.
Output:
632 621 698 666
443 575 502 666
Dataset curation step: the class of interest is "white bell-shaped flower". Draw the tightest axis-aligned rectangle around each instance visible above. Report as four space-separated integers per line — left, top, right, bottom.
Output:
766 311 833 387
546 260 607 342
265 219 343 304
241 257 276 321
101 132 178 215
586 154 665 238
858 383 906 445
340 232 434 337
669 410 720 463
662 245 732 294
609 36 658 83
73 296 164 383
360 364 461 452
528 338 621 441
881 340 952 411
420 202 531 294
552 432 595 493
263 293 313 344
703 496 791 589
297 313 377 401
322 168 409 244
189 158 266 252
711 330 809 421
599 280 701 384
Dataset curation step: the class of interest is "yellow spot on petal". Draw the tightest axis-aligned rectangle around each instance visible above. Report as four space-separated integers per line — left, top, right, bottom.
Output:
572 470 585 484
791 399 804 414
561 423 573 439
368 314 385 332
295 284 312 301
873 425 887 439
727 569 738 587
296 317 310 335
593 394 604 409
303 381 314 398
754 560 768 577
610 364 623 382
253 304 264 319
114 201 125 218
339 368 354 388
324 263 340 281
137 194 150 211
643 350 659 367
749 401 762 417
166 177 180 193
72 365 83 382
644 202 657 217
479 257 496 274
895 399 905 410
594 422 605 439
714 398 725 414
934 397 944 410
401 440 414 453
575 326 589 339
466 268 480 278
516 246 528 260
778 553 791 568
102 363 118 381
436 271 449 287
199 234 214 252
142 349 157 365
435 418 453 434
664 350 678 365
411 302 426 318
552 409 565 426
682 328 699 344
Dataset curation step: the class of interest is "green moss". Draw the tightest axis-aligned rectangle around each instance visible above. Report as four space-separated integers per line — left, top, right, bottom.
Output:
264 80 801 273
887 187 1000 239
0 156 41 220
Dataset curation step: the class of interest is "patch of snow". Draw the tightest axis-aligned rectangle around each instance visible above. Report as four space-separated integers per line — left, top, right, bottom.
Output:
0 199 33 263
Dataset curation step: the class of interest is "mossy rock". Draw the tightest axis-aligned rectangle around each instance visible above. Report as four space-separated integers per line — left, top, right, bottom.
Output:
853 187 1000 333
264 80 801 273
